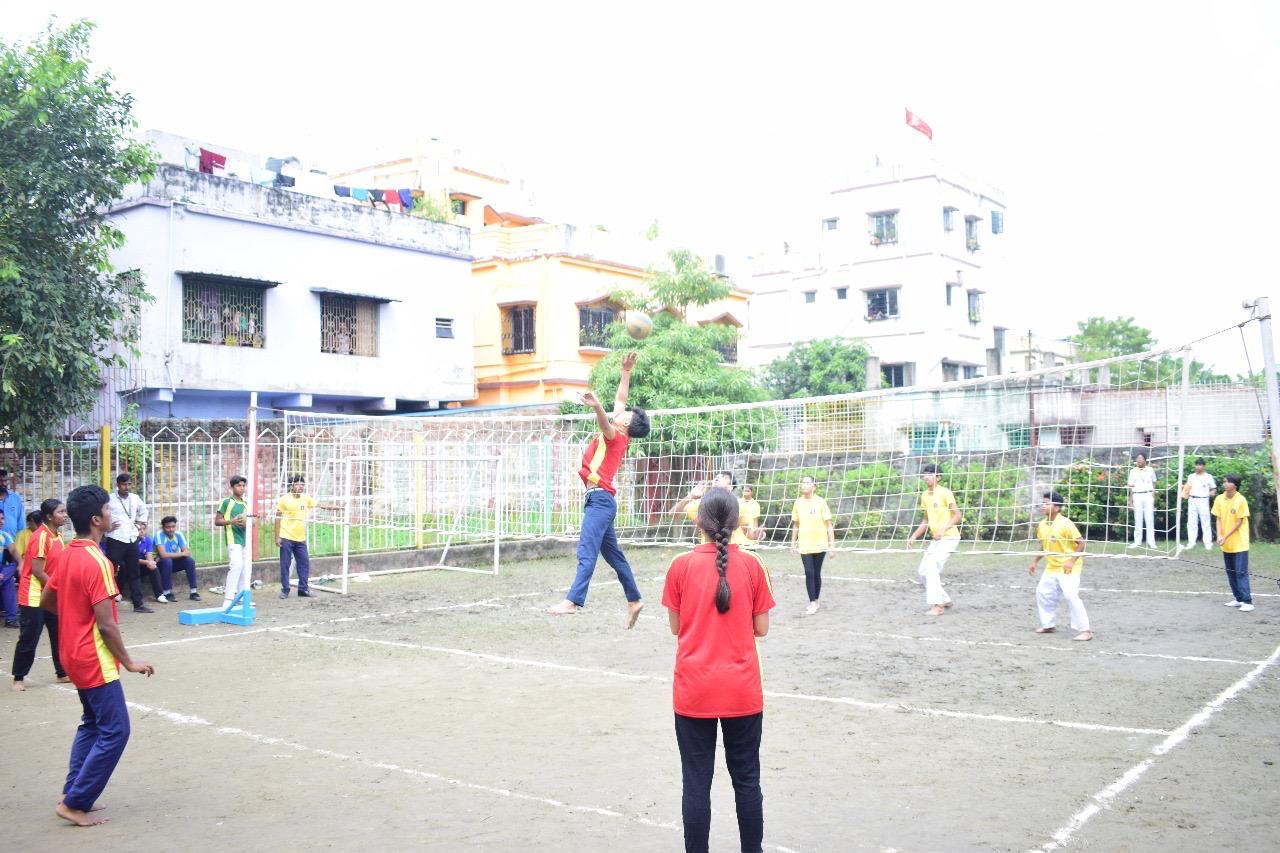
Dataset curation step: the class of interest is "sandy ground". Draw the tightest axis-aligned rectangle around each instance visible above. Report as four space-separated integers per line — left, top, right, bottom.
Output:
2 544 1278 852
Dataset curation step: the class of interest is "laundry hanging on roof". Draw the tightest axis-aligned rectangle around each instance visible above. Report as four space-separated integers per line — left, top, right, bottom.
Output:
369 189 385 203
199 148 226 174
351 188 369 201
398 189 414 209
334 185 351 197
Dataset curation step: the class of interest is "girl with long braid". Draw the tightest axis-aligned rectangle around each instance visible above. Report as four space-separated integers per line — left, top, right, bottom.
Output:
662 488 777 853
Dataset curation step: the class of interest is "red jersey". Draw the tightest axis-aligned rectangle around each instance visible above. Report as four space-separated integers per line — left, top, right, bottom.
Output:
44 539 120 690
18 524 63 607
578 430 630 495
661 544 776 718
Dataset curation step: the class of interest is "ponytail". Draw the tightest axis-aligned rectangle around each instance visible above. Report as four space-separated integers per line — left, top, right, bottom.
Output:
696 489 739 615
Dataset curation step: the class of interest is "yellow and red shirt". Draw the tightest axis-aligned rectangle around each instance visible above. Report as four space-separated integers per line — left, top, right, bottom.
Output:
18 524 63 607
44 539 120 690
578 431 630 496
661 544 776 718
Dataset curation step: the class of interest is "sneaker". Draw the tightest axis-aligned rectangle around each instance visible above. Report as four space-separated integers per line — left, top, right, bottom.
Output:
189 592 202 602
156 594 173 604
804 601 819 616
114 594 123 602
297 590 312 598
1225 601 1242 607
209 585 226 594
251 580 263 590
279 590 290 599
4 620 18 629
1126 543 1140 549
1239 603 1255 612
133 605 155 614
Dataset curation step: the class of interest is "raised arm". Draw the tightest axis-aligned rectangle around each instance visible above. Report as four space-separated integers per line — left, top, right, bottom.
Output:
612 352 638 414
581 390 615 441
672 482 707 518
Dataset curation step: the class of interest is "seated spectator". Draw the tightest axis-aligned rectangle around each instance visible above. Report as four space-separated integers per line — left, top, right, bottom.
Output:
156 515 200 603
136 521 161 600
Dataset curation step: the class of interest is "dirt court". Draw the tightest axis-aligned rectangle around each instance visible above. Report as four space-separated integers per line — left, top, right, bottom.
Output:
3 543 1278 852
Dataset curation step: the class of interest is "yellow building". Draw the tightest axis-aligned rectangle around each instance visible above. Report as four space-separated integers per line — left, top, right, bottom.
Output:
335 143 750 406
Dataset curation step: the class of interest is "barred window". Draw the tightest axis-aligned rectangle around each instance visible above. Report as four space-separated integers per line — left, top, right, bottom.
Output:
320 294 378 357
578 304 617 348
502 305 536 355
181 275 266 347
118 269 143 345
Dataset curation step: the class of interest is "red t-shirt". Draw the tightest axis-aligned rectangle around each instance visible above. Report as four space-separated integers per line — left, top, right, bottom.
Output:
45 539 121 690
662 544 776 718
578 430 630 495
18 525 63 607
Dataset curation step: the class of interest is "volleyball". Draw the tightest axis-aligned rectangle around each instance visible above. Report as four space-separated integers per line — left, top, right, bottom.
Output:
624 310 653 340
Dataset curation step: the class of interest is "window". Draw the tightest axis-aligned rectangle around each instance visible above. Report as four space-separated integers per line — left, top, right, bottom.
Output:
320 294 379 356
869 211 898 245
865 288 899 321
716 339 738 364
1060 425 1093 446
836 287 848 300
451 198 467 216
991 210 1004 234
942 361 960 382
502 305 536 355
119 270 142 345
803 291 817 304
823 218 839 231
579 304 617 348
435 317 454 339
943 206 957 232
882 363 911 388
181 275 266 347
946 283 960 306
967 290 984 324
965 215 981 251
963 365 981 380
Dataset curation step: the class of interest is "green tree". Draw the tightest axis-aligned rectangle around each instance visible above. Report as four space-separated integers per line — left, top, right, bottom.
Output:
762 337 872 399
0 20 155 449
614 248 731 316
1070 316 1230 386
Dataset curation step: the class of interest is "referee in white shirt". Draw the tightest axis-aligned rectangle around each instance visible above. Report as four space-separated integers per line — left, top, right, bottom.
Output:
1185 457 1217 549
1126 453 1157 549
105 473 154 613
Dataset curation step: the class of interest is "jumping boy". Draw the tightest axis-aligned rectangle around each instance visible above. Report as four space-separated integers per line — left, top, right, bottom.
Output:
546 352 650 627
906 463 961 616
1029 491 1092 641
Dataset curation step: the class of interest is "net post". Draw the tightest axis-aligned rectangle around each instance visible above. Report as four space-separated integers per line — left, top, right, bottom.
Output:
1173 350 1191 549
341 455 353 595
247 392 258 563
494 454 503 576
413 433 425 550
1256 296 1280 531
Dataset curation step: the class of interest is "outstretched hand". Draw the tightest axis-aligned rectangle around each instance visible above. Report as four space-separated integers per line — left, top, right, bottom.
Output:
579 391 602 409
620 352 638 372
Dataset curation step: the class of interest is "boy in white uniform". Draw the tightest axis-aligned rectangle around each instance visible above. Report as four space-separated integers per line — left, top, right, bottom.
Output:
1029 491 1092 641
1184 458 1216 550
1126 453 1157 549
906 464 961 616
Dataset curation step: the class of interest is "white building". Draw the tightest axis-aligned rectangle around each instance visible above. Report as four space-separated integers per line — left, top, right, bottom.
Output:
100 131 476 421
743 159 1010 386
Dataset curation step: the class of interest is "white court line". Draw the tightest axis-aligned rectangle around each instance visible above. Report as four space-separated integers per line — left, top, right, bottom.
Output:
1035 641 1280 852
790 573 1280 598
44 687 744 848
280 628 1166 737
843 630 1263 667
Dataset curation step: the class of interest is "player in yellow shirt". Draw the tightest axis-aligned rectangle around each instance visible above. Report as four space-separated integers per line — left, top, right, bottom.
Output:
673 472 761 547
1028 491 1092 641
1212 475 1253 612
906 464 961 616
791 475 834 615
273 474 338 600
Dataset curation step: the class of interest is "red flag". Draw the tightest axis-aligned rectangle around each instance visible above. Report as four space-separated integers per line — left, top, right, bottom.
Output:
905 109 932 140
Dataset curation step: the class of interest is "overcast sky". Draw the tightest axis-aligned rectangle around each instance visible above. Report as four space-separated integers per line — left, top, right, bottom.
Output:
5 1 1278 373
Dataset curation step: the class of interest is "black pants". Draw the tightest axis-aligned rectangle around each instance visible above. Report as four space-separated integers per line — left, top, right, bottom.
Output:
674 712 764 853
12 604 64 681
104 538 144 608
800 552 825 602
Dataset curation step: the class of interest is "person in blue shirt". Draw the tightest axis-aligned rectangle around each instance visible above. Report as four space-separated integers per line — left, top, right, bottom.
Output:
136 521 161 601
0 468 24 541
0 507 17 628
155 516 200 603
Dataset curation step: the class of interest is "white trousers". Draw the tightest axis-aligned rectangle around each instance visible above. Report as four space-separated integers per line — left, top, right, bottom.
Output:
1036 571 1090 631
223 544 252 607
1132 493 1155 547
1187 497 1213 548
917 537 957 606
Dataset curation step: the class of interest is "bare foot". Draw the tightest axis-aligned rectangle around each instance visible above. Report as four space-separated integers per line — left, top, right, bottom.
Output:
12 680 25 692
927 605 946 616
55 802 109 826
626 601 644 629
1035 627 1056 634
57 797 105 812
1072 630 1094 642
545 600 581 616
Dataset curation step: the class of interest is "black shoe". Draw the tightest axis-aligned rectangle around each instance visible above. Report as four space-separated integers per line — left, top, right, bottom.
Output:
189 592 202 601
297 590 312 598
4 620 18 629
133 605 155 614
279 590 290 599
